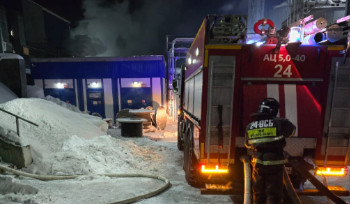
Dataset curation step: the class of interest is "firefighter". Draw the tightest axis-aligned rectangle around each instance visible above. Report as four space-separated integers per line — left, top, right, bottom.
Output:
245 98 296 204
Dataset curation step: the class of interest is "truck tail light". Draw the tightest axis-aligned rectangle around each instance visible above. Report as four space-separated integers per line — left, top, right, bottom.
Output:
201 165 229 174
315 167 348 176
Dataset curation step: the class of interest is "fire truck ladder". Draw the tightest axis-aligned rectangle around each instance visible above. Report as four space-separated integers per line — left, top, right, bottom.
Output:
280 61 350 203
324 61 350 167
206 56 235 166
299 60 350 201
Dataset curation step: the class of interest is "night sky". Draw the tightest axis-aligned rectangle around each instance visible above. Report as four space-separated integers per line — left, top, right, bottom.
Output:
32 0 249 57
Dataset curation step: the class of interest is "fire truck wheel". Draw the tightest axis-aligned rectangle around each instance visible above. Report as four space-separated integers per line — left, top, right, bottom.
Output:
183 126 204 188
177 119 184 151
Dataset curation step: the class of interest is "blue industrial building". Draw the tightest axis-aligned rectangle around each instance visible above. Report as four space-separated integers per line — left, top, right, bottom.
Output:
30 56 166 120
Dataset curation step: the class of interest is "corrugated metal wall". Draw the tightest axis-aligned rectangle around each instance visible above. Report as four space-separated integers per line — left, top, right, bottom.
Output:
30 56 166 121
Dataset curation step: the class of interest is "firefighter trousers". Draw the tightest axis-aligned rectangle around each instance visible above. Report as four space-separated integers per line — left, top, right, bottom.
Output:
252 163 284 204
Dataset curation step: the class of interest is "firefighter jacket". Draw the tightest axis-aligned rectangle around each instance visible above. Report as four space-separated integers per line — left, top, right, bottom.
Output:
245 116 296 165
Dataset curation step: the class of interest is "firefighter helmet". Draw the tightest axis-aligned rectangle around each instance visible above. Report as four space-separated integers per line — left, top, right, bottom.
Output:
252 98 279 117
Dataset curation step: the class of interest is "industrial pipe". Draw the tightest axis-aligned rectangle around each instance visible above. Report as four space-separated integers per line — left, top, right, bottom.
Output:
0 163 171 204
240 155 252 204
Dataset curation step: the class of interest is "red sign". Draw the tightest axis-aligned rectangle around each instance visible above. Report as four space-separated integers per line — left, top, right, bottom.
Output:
242 45 327 79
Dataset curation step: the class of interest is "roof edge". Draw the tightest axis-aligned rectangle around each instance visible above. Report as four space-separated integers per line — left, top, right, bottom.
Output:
31 55 165 63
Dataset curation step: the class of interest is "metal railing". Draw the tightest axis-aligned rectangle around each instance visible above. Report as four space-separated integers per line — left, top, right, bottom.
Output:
0 108 38 137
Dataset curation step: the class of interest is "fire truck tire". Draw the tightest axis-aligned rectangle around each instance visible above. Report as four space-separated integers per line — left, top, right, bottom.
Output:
177 118 184 151
183 125 204 188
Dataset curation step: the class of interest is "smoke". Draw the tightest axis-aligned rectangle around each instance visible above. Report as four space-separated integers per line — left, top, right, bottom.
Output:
274 1 288 9
220 1 248 13
65 35 107 57
68 0 248 57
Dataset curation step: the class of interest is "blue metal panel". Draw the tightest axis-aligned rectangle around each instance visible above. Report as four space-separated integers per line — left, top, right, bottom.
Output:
85 80 105 118
112 78 119 123
31 58 166 79
77 79 84 111
44 88 76 106
120 88 152 110
30 56 166 119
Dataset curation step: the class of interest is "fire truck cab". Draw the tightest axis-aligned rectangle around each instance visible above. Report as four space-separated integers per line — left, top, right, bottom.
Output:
177 15 350 194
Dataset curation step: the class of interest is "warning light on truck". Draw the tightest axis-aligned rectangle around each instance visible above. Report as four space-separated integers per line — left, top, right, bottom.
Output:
201 165 229 174
315 167 347 176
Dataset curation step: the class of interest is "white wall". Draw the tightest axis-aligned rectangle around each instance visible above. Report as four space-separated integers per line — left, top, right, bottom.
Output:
103 78 114 119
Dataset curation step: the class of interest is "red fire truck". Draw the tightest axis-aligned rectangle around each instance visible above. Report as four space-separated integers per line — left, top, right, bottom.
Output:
176 15 350 196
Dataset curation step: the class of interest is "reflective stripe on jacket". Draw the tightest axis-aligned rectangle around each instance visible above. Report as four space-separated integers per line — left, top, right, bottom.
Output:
246 118 282 145
247 135 284 144
252 158 287 165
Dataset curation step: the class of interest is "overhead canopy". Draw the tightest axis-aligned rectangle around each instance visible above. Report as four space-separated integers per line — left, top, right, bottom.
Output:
30 56 166 79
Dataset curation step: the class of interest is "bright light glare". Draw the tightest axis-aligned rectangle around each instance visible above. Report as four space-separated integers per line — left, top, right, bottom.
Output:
132 81 141 87
90 82 99 88
256 41 264 47
289 27 301 43
246 40 255 44
316 167 347 176
192 59 197 64
201 165 229 174
195 48 199 56
55 82 65 89
187 57 192 65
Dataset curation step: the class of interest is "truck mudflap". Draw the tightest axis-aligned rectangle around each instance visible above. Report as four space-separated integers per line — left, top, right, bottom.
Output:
289 159 349 203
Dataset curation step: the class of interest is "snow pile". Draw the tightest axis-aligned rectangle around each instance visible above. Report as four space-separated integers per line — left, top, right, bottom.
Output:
0 126 21 145
43 95 108 132
0 82 17 104
0 98 162 175
44 95 82 113
0 176 38 195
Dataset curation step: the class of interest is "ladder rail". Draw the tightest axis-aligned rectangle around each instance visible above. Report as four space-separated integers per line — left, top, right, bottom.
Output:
0 108 39 137
345 136 350 166
206 56 235 164
324 62 339 166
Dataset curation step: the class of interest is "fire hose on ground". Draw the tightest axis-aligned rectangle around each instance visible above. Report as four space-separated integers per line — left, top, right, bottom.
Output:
240 156 252 204
240 155 302 204
0 163 171 204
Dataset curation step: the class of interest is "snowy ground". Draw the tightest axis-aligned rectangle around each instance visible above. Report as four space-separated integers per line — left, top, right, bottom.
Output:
0 98 349 204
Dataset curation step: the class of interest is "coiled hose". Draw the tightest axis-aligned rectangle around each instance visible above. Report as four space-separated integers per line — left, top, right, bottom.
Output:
0 163 171 204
